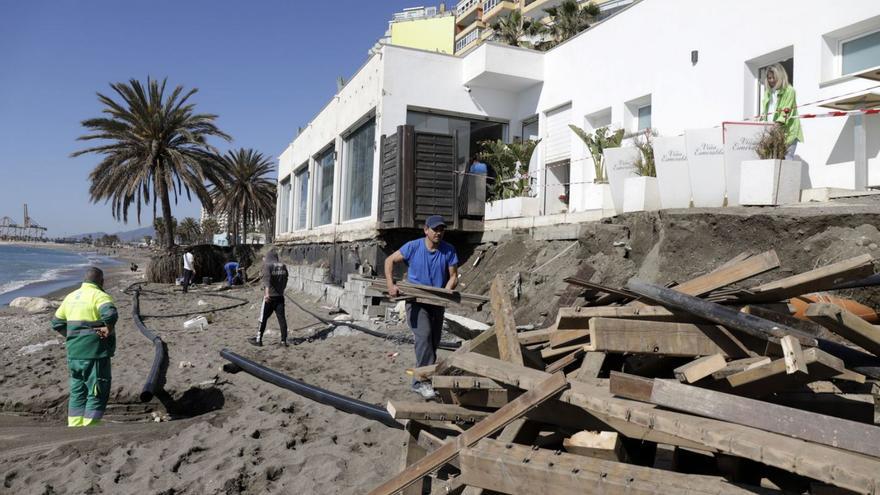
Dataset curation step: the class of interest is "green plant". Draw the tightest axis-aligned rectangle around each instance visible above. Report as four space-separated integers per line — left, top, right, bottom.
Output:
478 139 541 201
492 10 547 49
632 129 657 177
544 0 599 48
569 125 624 183
755 124 787 160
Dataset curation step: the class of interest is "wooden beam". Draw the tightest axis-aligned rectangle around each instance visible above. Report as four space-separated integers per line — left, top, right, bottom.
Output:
672 250 780 297
806 302 880 356
571 351 606 380
625 279 818 347
648 378 880 459
725 348 847 396
587 317 749 358
745 254 875 303
387 401 490 423
366 373 568 495
415 429 458 469
431 376 503 391
401 421 429 495
490 275 524 366
780 335 808 374
549 329 590 348
609 371 655 402
406 364 437 381
673 354 727 383
563 430 625 461
710 356 771 379
541 343 587 360
544 347 585 374
459 439 769 495
516 327 556 345
556 305 692 329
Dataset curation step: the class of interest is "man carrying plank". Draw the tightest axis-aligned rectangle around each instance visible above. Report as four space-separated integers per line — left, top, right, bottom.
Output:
385 215 459 399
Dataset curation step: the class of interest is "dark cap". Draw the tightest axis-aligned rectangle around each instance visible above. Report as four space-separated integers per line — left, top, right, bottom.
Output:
425 215 446 229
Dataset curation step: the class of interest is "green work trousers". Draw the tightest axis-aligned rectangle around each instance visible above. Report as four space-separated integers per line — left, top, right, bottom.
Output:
68 357 111 427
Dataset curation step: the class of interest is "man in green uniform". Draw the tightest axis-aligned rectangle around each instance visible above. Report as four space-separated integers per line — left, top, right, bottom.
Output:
51 267 118 427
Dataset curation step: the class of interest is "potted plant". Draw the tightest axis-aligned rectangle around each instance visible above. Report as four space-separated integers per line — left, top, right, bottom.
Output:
480 139 542 220
623 130 662 213
739 125 803 206
569 125 623 212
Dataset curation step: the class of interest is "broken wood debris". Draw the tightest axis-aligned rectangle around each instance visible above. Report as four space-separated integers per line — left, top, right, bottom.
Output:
368 251 880 494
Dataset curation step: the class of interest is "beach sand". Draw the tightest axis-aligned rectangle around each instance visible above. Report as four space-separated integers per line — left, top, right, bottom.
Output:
0 261 428 494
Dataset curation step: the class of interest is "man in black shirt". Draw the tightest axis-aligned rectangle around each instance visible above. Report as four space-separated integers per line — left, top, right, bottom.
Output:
248 249 289 347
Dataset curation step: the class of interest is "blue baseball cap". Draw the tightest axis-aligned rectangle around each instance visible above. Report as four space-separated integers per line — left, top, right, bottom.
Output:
425 215 447 229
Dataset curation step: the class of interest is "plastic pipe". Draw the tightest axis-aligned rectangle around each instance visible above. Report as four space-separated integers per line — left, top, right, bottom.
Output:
132 289 166 403
220 349 403 430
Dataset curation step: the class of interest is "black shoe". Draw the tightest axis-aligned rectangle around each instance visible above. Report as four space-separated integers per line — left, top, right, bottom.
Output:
247 337 263 347
280 341 289 347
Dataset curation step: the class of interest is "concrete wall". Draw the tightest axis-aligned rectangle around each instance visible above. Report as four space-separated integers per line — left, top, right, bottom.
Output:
390 15 455 54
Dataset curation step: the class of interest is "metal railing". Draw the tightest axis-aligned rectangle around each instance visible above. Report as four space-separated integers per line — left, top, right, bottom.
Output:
483 0 501 12
391 7 438 21
456 0 480 15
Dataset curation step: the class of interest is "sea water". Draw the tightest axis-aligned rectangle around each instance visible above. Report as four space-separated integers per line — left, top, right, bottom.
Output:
0 245 121 306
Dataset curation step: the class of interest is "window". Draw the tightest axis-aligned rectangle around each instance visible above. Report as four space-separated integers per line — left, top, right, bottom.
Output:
313 147 334 226
294 166 309 230
637 105 652 131
842 29 880 76
521 116 539 142
278 176 291 233
343 119 375 221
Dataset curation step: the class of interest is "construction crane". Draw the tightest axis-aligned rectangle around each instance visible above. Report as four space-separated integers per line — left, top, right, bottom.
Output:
0 204 48 241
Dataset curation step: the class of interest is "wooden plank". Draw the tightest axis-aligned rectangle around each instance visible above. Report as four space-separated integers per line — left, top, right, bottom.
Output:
672 250 780 297
415 430 458 469
609 371 654 402
563 430 625 461
780 335 808 374
648 378 880 459
710 356 771 379
454 389 512 409
549 329 590 348
387 401 490 423
544 347 585 374
401 421 428 495
540 343 587 360
673 354 727 383
725 347 846 396
745 254 875 302
366 373 568 495
571 351 605 380
490 275 524 366
516 327 556 345
452 354 880 494
587 317 749 358
406 365 437 381
431 376 503 391
556 305 691 329
625 279 818 347
806 302 880 356
459 439 770 495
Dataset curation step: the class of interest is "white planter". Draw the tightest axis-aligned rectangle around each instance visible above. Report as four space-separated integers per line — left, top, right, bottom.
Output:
685 128 726 207
484 196 540 220
722 122 774 206
739 159 804 206
577 182 615 212
623 176 661 212
654 136 691 209
604 147 642 214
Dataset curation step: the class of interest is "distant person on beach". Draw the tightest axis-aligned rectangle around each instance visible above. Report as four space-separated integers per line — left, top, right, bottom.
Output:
129 262 138 272
51 267 118 427
224 259 240 286
182 248 195 293
249 249 289 347
760 63 803 160
384 215 459 400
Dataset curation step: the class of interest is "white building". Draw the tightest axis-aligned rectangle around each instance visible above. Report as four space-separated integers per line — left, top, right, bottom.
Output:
277 0 880 244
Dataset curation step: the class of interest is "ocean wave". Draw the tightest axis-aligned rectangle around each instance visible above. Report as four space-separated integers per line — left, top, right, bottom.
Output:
0 266 80 297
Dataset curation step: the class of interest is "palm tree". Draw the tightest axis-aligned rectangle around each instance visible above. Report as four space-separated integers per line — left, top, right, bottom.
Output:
153 216 177 247
544 0 599 47
200 217 220 244
210 148 276 246
72 77 231 250
178 217 202 245
492 10 546 49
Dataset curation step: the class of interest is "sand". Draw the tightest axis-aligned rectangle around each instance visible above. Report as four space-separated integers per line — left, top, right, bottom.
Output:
0 262 429 494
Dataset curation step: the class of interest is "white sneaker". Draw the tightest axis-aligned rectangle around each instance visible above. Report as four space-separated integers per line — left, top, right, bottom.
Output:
411 382 437 400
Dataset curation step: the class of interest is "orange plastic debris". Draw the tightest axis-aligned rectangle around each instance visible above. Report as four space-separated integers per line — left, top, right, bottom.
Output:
789 293 879 323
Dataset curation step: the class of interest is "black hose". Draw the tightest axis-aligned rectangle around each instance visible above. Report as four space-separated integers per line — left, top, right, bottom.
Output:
220 349 403 430
132 289 167 402
283 293 462 350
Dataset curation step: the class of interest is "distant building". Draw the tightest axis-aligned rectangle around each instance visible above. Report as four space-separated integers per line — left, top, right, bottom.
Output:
374 5 456 55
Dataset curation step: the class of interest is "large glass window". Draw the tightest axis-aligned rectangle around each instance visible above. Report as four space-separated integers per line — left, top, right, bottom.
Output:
637 105 652 131
294 166 309 230
314 147 334 226
343 119 375 221
842 30 880 76
278 176 291 233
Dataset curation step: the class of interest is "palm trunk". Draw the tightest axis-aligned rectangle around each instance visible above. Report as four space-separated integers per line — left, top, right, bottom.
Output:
155 166 175 250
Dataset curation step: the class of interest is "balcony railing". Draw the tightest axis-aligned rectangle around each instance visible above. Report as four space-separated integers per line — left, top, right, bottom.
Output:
482 0 501 12
456 0 480 15
455 28 482 52
392 7 438 21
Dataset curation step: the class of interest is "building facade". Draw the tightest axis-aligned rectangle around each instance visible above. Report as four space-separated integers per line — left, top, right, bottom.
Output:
277 0 880 243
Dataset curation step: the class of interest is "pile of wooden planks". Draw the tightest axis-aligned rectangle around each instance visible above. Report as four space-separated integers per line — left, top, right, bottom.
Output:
368 251 880 494
365 278 489 311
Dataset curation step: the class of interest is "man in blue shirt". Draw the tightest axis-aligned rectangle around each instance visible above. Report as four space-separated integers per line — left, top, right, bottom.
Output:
384 215 459 399
224 260 240 286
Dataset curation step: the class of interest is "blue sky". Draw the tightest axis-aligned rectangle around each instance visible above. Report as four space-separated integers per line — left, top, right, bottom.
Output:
0 0 420 237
